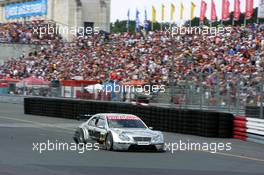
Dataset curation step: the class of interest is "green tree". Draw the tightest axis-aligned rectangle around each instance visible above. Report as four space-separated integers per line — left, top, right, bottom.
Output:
110 20 162 33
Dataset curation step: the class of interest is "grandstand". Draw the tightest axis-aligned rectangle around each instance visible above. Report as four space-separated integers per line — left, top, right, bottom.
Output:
0 23 264 115
0 0 111 39
0 0 263 117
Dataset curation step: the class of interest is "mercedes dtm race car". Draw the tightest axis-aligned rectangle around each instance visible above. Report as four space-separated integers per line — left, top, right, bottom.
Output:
73 113 164 151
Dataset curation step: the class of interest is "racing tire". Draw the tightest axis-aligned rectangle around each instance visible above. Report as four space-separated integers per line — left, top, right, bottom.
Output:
105 133 113 151
74 129 87 144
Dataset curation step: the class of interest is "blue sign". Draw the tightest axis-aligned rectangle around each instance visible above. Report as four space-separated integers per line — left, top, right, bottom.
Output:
5 0 47 19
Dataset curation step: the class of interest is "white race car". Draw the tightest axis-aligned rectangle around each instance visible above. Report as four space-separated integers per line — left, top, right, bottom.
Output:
73 113 164 151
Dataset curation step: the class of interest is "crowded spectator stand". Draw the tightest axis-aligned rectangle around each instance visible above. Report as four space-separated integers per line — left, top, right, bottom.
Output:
0 20 59 44
0 20 264 112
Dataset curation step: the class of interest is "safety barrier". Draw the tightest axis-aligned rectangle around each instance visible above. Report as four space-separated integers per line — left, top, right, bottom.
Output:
0 95 25 104
24 97 234 138
246 106 264 119
233 116 264 144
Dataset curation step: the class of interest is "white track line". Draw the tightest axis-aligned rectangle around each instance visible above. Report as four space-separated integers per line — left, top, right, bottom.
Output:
0 115 264 163
0 115 75 134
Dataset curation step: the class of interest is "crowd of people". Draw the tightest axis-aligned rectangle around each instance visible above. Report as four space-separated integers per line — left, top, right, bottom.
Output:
0 20 264 105
0 20 59 44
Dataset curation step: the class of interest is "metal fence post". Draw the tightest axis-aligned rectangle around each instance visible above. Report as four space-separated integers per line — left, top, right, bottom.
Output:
185 78 188 109
236 76 241 116
226 73 231 112
260 79 264 119
189 81 193 106
199 72 203 110
216 72 220 111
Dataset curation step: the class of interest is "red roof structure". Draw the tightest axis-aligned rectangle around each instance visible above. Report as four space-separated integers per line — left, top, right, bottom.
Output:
0 77 19 83
60 80 98 87
19 77 50 85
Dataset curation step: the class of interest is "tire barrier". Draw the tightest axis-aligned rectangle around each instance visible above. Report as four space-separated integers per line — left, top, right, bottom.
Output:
24 97 233 138
233 116 264 144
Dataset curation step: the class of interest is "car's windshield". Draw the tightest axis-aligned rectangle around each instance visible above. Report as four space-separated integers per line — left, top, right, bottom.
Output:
107 117 147 128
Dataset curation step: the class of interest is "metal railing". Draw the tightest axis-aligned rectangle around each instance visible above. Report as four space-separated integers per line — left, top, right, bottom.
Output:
2 73 264 118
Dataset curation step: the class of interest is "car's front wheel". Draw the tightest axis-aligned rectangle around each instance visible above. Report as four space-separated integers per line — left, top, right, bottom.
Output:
74 128 87 144
105 133 113 151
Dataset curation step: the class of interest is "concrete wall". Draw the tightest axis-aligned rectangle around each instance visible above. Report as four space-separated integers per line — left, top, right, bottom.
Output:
0 95 24 104
81 0 111 32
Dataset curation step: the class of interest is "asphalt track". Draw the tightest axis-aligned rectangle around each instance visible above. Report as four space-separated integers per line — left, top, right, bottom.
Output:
0 102 264 175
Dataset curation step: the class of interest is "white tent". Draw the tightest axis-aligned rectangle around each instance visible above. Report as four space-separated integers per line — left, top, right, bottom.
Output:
84 84 102 93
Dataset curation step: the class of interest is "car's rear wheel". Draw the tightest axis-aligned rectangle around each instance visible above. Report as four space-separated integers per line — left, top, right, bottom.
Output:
105 133 113 151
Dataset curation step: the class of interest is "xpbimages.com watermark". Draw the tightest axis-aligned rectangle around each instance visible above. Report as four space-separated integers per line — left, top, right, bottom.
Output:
164 140 232 154
104 83 166 96
32 140 100 154
164 26 232 37
32 140 232 154
32 24 100 38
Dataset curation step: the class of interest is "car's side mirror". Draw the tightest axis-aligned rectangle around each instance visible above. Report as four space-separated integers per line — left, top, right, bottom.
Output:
149 127 153 130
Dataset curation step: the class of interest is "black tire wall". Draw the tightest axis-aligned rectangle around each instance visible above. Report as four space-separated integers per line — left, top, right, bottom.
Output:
24 98 233 138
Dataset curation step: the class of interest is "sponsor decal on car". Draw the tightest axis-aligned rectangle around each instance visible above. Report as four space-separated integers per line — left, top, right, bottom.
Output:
107 116 140 120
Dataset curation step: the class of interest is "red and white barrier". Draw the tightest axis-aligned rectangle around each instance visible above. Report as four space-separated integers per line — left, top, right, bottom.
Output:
233 116 264 144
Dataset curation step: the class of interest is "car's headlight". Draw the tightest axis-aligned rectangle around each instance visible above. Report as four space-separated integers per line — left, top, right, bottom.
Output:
119 133 131 141
152 134 163 143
